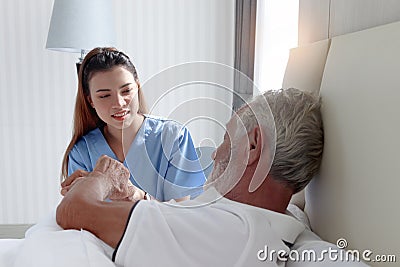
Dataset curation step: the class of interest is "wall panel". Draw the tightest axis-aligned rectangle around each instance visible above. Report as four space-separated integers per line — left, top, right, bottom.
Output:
298 0 330 45
330 0 400 37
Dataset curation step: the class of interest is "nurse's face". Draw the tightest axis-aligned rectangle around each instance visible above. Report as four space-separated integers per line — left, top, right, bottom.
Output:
88 66 140 131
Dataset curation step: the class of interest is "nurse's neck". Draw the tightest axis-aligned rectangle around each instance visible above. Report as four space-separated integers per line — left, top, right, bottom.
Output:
103 115 144 162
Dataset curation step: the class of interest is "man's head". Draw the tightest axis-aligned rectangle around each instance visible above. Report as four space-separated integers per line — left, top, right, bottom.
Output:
207 88 323 207
264 88 323 193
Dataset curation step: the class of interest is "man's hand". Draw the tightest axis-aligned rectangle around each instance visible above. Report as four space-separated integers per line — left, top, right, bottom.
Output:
56 156 139 248
61 155 146 202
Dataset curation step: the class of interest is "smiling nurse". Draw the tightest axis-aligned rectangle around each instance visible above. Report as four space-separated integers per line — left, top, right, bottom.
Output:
60 47 206 201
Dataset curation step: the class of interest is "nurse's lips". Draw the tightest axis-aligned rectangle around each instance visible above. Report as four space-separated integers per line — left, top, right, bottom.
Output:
112 110 130 120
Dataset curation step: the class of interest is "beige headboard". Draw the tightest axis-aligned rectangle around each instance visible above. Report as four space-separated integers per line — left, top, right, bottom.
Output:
283 21 400 264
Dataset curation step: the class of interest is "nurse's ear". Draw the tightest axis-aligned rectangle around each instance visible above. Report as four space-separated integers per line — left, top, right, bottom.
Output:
87 95 95 109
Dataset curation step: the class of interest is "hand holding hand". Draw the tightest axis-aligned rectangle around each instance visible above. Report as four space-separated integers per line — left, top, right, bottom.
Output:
61 155 147 202
61 169 89 196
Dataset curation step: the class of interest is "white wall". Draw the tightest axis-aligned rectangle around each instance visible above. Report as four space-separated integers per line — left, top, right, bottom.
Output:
0 0 234 224
0 0 76 224
113 0 235 149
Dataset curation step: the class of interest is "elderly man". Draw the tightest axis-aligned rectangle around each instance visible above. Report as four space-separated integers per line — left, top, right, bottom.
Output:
56 88 367 266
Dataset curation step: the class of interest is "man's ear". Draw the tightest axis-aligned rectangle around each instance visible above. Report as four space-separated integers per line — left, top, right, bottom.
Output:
247 126 262 165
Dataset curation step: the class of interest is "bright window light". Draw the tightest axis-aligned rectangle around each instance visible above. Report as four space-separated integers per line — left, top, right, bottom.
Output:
254 0 299 94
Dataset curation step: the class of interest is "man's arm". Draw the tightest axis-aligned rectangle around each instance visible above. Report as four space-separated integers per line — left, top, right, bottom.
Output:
56 155 139 248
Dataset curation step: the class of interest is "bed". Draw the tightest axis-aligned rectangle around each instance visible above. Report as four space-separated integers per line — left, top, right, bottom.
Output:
1 21 399 266
283 20 400 266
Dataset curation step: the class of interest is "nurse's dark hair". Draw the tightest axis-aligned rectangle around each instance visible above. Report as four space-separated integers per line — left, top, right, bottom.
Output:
60 47 148 181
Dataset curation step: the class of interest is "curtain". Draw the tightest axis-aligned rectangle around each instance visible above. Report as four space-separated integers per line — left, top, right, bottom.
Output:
232 0 257 111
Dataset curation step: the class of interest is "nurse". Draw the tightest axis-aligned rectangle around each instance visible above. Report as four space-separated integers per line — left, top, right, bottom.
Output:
60 47 206 201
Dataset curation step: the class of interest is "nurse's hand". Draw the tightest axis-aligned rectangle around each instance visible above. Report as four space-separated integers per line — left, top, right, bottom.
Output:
61 169 89 196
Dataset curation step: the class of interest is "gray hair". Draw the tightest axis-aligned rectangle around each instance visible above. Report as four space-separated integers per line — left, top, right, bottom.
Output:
237 88 323 193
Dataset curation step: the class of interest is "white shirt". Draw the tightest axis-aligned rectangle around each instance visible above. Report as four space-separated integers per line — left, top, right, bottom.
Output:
114 188 306 267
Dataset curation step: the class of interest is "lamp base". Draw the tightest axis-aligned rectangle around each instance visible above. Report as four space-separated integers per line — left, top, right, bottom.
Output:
76 62 81 75
76 49 86 75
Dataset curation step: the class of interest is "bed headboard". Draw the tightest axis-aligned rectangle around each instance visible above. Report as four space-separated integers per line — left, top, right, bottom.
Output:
283 21 400 263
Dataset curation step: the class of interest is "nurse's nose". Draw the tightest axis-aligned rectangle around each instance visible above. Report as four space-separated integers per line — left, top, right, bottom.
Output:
114 94 126 107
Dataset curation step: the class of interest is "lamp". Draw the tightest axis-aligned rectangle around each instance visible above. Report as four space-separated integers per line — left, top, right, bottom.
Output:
46 0 116 72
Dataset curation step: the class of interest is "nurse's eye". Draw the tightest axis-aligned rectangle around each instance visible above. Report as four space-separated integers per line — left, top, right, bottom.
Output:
122 88 132 95
99 94 110 98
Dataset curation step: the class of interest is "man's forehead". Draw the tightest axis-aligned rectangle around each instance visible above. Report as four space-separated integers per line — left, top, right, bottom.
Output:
225 102 252 134
225 114 243 135
226 115 237 129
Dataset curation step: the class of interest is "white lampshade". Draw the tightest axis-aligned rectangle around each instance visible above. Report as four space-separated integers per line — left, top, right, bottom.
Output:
46 0 116 54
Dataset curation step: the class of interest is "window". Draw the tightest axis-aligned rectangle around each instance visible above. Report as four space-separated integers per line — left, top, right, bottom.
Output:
254 0 299 94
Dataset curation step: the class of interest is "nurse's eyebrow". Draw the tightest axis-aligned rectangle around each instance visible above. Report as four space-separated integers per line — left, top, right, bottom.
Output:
95 83 133 93
96 89 110 92
119 83 132 89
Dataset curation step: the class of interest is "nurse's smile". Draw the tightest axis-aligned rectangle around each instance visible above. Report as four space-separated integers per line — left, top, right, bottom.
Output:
112 110 130 121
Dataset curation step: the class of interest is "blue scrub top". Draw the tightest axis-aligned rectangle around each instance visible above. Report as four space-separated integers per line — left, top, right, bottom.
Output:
68 115 206 201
